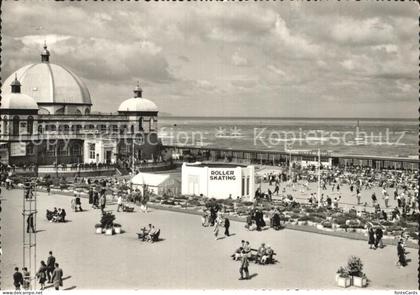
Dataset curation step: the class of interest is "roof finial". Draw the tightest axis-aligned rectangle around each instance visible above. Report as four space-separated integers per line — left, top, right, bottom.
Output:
41 40 50 63
133 81 143 98
11 74 22 93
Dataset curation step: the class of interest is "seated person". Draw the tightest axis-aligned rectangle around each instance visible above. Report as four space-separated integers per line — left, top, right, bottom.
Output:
232 240 246 260
256 243 266 264
146 226 159 242
53 208 63 222
145 225 156 241
248 220 257 231
261 246 274 264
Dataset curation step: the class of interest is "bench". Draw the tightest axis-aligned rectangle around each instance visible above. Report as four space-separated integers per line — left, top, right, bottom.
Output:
232 248 277 264
122 204 134 212
137 229 160 242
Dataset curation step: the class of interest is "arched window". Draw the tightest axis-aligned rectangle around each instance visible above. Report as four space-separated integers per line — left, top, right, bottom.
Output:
139 117 143 131
85 108 90 115
27 116 34 135
12 116 19 136
149 117 154 131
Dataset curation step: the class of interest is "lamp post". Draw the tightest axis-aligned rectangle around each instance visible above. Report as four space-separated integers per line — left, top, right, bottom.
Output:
317 148 321 208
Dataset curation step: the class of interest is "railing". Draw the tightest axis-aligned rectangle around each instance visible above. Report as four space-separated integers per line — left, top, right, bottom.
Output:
37 165 116 174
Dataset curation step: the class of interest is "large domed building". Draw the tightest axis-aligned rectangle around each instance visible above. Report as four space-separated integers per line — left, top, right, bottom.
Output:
0 43 162 171
2 43 92 115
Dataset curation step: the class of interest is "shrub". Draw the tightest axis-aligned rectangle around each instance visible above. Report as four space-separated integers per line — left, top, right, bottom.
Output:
347 256 365 277
298 215 310 222
100 212 116 229
336 266 349 278
322 221 332 228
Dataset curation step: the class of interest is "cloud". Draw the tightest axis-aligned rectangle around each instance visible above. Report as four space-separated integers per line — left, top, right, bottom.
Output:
330 17 395 46
231 52 249 67
1 1 417 118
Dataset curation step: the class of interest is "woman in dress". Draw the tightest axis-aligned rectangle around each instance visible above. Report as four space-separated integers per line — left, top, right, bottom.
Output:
213 220 219 240
36 261 47 290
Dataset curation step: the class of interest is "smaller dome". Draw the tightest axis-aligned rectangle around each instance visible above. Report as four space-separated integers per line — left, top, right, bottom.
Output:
118 98 158 113
1 76 38 111
118 83 158 113
1 93 39 110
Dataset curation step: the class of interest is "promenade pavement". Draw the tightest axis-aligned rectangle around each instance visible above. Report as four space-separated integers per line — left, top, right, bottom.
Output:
1 189 417 290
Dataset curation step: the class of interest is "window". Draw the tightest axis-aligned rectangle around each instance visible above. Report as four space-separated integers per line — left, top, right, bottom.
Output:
58 144 67 156
26 143 34 155
3 116 8 134
139 117 143 131
131 125 134 134
38 125 43 134
246 176 250 195
71 144 81 156
241 177 245 196
149 118 154 131
27 116 34 134
12 116 19 136
89 143 96 160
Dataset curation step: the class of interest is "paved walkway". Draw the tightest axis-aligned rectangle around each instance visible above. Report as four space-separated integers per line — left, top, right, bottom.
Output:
1 189 417 290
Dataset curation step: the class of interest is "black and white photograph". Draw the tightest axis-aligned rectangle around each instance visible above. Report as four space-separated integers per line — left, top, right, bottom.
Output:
0 1 418 292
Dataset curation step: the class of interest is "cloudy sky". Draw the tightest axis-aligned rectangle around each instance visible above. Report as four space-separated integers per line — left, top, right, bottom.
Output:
2 1 417 118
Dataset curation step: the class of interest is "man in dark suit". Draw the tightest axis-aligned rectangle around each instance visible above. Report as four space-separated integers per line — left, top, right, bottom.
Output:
13 267 24 290
397 240 406 267
26 213 35 233
224 217 230 237
52 263 63 290
46 251 56 283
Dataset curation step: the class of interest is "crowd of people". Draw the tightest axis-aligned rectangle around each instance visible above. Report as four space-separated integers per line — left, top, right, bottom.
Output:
138 224 160 242
46 207 67 223
14 251 63 291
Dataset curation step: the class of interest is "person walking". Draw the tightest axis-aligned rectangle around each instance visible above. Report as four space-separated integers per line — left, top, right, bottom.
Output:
100 192 106 213
26 213 35 233
239 251 250 280
13 267 24 290
46 251 56 283
213 219 220 240
384 193 389 208
375 227 384 249
52 263 63 290
368 227 375 249
117 195 123 212
396 239 406 267
22 267 30 290
224 217 230 237
36 261 48 290
88 187 94 205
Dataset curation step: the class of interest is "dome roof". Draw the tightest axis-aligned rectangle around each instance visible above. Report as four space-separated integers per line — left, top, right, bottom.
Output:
2 63 91 106
118 83 158 113
1 93 39 111
118 97 158 113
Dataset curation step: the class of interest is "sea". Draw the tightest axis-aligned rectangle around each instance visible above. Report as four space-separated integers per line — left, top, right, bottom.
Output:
158 117 418 158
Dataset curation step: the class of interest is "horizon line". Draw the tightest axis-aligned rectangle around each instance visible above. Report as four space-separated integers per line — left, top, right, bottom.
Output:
159 115 417 121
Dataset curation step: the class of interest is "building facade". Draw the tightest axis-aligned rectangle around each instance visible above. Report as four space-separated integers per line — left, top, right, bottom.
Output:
0 44 162 168
181 162 255 199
